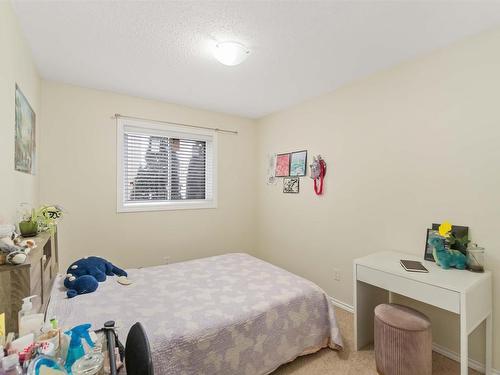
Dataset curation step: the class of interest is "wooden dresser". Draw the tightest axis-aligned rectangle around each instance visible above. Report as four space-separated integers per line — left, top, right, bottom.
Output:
0 232 59 333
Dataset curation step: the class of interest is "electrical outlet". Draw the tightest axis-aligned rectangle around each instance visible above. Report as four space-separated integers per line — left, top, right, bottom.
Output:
333 268 340 281
164 256 171 265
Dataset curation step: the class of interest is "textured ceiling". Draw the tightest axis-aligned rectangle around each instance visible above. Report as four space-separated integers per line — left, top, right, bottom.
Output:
12 1 500 118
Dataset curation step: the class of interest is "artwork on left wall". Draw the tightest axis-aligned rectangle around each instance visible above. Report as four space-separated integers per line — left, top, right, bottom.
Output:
15 84 36 174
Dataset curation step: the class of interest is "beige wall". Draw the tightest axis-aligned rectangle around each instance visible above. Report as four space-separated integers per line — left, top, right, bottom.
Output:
39 82 257 270
256 28 500 368
0 2 41 223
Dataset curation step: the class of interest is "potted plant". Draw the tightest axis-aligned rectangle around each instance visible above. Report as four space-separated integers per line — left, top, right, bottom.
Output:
18 204 64 237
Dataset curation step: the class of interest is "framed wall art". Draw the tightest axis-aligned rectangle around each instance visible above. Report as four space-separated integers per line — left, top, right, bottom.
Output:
275 153 290 177
266 153 278 185
15 84 36 174
283 177 299 193
290 150 307 177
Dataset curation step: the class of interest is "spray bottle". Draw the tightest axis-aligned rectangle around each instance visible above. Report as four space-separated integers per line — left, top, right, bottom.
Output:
64 324 94 373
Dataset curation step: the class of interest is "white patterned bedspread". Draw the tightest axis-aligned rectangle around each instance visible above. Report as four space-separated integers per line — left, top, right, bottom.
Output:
47 253 343 374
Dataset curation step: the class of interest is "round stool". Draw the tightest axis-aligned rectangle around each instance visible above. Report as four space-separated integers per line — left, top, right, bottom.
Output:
374 304 432 375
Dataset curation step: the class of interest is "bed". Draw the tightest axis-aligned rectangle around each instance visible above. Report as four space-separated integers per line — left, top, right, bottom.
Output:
47 253 343 374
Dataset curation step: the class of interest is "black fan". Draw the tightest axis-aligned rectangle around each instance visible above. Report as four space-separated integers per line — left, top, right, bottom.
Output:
125 322 154 375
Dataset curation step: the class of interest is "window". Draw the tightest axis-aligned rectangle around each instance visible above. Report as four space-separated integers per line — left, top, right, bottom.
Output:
117 118 217 212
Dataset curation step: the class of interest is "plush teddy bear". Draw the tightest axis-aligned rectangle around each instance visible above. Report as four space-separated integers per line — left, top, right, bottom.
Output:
64 274 99 298
428 235 467 270
64 256 128 298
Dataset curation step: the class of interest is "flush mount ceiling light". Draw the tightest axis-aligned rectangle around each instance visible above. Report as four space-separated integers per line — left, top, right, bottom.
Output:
213 41 250 66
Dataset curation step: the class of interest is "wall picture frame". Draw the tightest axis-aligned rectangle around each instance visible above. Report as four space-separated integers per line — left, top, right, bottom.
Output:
283 177 299 193
424 229 439 261
275 153 290 177
15 84 36 174
290 150 307 177
266 153 278 185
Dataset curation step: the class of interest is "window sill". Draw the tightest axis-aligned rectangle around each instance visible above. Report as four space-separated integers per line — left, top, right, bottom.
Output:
117 200 217 213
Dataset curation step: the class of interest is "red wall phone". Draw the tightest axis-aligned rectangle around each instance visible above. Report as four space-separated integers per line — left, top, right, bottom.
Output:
310 156 326 195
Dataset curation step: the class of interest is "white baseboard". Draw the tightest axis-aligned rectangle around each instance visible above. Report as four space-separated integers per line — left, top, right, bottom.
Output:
329 297 499 374
432 343 500 375
330 296 354 313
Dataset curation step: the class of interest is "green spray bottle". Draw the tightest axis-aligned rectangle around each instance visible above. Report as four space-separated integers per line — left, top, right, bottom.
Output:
64 324 94 373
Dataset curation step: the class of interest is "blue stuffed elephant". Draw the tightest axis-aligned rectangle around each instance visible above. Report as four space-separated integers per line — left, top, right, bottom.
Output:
64 275 99 298
64 256 127 298
66 256 127 281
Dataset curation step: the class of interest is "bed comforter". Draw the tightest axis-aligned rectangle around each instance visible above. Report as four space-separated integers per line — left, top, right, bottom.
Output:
47 253 343 374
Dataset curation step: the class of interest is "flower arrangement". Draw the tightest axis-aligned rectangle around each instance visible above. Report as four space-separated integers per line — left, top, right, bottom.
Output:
437 221 470 253
19 204 64 236
427 221 468 269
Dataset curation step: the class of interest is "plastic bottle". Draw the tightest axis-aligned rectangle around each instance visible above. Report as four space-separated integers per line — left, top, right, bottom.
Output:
18 295 44 337
0 345 5 375
64 324 94 372
1 355 22 375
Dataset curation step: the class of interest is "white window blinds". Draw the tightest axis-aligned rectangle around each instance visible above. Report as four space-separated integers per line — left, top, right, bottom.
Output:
117 119 217 212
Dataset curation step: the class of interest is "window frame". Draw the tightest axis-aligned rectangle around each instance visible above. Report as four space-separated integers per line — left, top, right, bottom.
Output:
116 118 217 212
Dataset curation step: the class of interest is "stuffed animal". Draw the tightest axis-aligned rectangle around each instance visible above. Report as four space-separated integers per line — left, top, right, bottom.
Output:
66 256 127 282
1 235 35 265
6 250 27 265
428 235 467 270
64 275 99 298
64 256 127 298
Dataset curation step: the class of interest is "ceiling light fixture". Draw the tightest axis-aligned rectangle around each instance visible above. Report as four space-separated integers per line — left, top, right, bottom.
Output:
213 41 250 66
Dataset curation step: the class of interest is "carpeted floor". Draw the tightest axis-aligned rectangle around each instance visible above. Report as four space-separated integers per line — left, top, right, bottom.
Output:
273 307 480 375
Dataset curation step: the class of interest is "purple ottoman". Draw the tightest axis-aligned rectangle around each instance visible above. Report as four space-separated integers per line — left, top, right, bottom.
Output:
374 304 432 375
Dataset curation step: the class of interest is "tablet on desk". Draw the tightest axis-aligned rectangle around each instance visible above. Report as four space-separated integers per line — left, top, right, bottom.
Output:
400 259 429 273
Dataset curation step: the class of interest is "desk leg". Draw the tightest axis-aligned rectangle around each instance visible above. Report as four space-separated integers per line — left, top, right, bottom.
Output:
354 280 388 350
486 313 492 375
460 297 468 375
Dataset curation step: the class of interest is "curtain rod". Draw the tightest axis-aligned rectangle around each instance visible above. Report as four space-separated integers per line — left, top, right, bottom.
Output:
111 113 238 135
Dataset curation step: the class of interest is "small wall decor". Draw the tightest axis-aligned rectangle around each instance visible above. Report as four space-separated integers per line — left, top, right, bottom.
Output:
310 155 326 195
275 153 290 177
283 177 299 193
266 153 277 184
290 150 307 177
15 84 36 174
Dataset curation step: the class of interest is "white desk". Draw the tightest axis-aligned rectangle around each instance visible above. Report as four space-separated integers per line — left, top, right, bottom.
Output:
354 251 493 375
